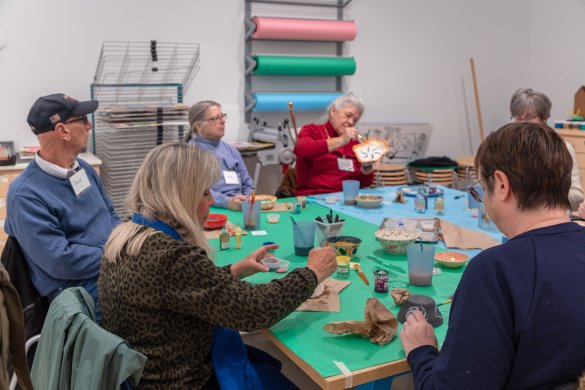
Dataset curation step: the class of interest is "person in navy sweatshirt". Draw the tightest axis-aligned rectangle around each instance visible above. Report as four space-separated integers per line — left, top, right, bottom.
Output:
5 93 119 321
400 122 585 389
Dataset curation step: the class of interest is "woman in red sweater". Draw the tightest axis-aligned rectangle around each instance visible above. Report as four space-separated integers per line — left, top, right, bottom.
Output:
293 93 374 195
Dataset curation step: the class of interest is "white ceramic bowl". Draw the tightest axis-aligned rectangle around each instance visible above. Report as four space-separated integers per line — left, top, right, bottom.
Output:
355 194 384 208
374 228 420 255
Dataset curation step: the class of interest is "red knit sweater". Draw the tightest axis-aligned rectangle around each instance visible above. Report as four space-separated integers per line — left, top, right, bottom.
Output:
293 121 373 196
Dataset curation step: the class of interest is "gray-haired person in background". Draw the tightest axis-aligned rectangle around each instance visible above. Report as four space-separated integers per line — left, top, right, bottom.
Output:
184 100 254 211
510 88 584 211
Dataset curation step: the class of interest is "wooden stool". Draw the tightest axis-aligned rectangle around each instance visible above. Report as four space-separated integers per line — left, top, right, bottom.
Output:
455 155 476 190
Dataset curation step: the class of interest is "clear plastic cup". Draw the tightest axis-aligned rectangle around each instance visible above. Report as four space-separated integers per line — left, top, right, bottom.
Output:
342 180 360 205
292 220 315 256
407 243 435 287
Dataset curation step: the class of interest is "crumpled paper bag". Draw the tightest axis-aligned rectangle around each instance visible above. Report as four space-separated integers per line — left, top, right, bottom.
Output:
296 279 351 312
323 298 398 345
391 288 412 306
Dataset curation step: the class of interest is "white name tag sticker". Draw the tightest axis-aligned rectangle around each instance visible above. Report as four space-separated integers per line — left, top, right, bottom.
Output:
223 170 240 185
337 158 354 172
69 169 91 198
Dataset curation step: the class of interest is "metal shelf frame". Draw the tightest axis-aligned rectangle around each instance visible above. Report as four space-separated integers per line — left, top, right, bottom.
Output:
244 0 352 121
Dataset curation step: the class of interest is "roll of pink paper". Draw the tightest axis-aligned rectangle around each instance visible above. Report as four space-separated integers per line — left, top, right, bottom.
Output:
251 16 357 42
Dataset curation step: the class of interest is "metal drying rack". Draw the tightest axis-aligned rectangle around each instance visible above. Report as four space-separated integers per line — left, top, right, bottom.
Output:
90 40 200 215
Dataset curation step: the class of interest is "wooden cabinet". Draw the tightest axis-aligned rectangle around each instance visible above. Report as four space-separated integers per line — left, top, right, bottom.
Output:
557 129 585 190
0 152 102 252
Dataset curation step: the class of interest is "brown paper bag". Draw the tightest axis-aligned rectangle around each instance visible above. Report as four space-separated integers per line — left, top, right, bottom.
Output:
323 298 398 345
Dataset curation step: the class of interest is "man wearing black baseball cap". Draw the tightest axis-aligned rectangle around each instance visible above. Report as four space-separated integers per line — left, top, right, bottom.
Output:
5 93 120 322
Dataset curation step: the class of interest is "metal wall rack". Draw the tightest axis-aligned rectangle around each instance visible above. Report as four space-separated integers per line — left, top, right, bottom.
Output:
90 40 200 215
244 0 354 122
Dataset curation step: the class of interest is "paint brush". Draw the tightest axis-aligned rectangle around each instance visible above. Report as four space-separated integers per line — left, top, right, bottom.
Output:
353 263 369 285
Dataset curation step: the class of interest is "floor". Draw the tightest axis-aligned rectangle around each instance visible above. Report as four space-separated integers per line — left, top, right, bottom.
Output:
242 331 414 390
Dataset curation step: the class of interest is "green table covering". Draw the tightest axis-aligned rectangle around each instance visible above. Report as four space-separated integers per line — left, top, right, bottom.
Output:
253 55 356 76
210 201 466 378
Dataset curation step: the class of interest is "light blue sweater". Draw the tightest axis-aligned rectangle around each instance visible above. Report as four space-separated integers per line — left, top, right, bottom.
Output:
5 159 119 303
189 136 255 208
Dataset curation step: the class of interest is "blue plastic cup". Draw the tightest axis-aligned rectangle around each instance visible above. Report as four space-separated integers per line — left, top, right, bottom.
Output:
342 180 360 205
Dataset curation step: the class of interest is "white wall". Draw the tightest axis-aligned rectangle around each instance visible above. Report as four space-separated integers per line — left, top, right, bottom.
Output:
0 0 584 159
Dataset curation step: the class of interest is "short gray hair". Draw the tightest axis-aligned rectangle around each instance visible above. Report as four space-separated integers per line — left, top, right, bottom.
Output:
510 88 551 122
184 100 221 142
327 92 365 118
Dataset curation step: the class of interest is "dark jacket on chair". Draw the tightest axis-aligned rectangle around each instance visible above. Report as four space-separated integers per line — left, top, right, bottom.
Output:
0 236 49 340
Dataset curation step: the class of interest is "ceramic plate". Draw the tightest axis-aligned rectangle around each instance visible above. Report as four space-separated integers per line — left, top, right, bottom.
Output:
398 186 444 198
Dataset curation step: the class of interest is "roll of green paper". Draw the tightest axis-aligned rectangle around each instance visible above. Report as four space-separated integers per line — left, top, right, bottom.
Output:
253 55 356 76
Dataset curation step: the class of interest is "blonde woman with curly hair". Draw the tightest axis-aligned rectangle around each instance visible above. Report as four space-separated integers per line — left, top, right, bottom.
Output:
98 143 336 389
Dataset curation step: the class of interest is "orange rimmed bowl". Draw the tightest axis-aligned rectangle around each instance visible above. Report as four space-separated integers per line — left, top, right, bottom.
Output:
434 251 469 269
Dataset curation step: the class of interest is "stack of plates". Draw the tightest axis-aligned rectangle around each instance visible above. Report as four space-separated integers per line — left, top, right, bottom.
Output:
411 168 455 187
373 163 408 187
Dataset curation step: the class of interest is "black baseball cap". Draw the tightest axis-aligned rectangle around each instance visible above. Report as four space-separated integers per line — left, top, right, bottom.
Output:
27 93 99 135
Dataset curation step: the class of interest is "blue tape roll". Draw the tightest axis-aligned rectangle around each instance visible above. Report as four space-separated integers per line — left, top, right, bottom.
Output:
251 93 343 112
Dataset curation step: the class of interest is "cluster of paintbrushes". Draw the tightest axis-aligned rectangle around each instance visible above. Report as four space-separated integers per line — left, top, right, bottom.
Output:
314 210 345 224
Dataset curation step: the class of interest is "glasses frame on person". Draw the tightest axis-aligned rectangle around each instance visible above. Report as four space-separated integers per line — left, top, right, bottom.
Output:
64 116 89 125
204 113 227 123
468 172 494 203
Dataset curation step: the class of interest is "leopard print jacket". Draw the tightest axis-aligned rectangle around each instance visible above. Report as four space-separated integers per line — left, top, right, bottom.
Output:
98 232 317 389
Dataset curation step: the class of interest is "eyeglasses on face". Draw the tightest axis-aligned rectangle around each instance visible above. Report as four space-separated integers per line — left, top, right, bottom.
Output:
64 116 89 125
468 172 494 203
511 114 540 123
204 113 227 123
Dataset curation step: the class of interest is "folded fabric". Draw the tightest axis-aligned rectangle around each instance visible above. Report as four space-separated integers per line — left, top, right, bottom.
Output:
323 298 398 345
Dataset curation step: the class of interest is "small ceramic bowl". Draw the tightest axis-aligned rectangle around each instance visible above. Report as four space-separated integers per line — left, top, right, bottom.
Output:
261 257 290 273
420 220 436 232
355 194 384 208
374 228 420 255
266 214 280 224
326 236 362 258
256 195 277 210
204 213 228 230
435 251 469 269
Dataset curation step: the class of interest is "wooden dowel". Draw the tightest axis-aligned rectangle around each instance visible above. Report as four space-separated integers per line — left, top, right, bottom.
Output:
288 101 299 141
470 57 485 141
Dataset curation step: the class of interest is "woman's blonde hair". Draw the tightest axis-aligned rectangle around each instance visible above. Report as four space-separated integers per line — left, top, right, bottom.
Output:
104 143 220 262
184 100 221 142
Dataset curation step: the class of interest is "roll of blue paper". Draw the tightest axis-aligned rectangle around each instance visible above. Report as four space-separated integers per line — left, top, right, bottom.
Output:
251 93 343 112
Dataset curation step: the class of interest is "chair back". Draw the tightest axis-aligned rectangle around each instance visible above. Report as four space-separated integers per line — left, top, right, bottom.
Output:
31 287 147 390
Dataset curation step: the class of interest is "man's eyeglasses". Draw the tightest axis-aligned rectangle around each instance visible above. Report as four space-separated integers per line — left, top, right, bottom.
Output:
204 113 227 123
64 116 89 125
468 172 494 203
